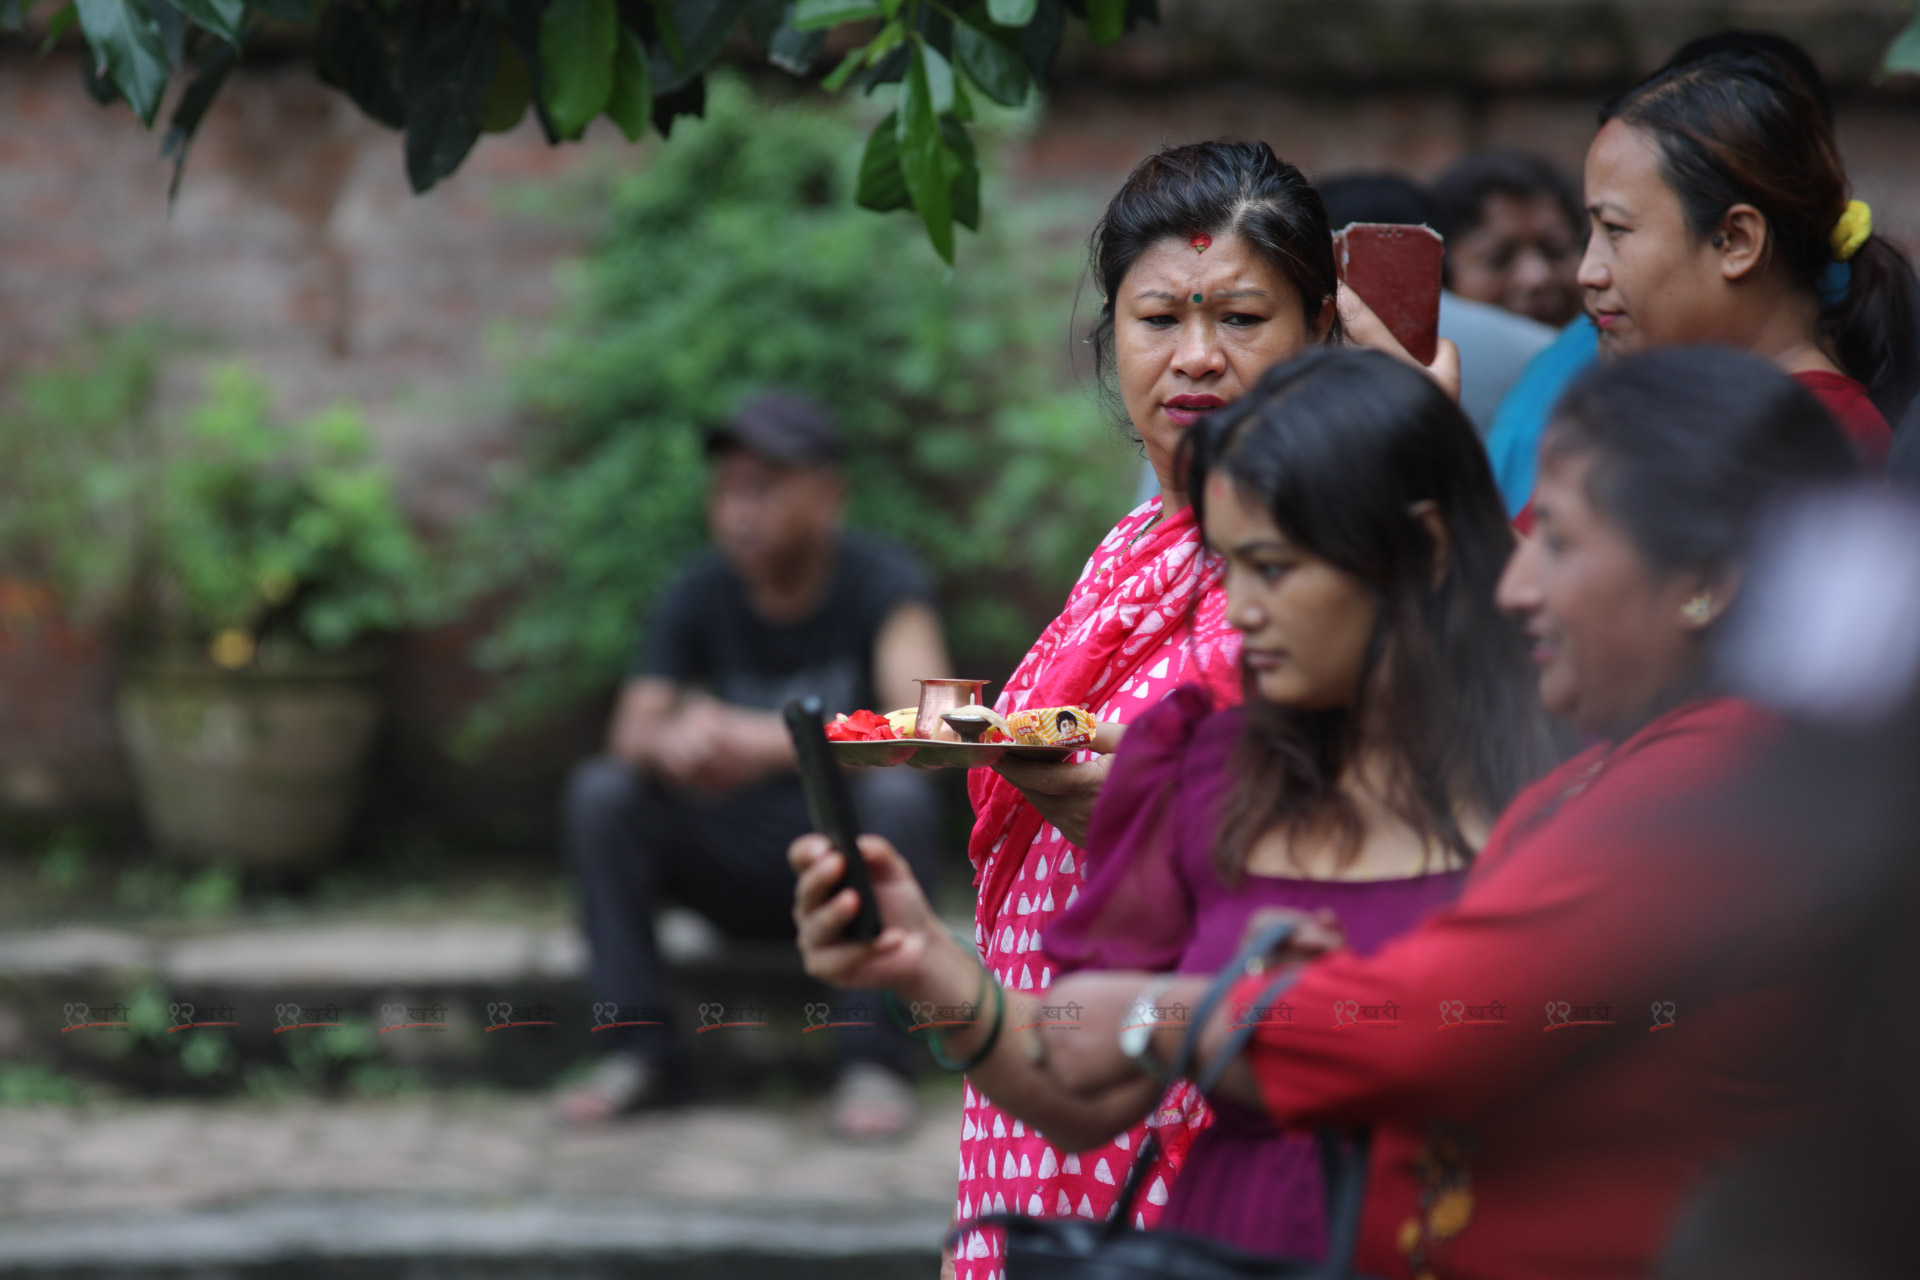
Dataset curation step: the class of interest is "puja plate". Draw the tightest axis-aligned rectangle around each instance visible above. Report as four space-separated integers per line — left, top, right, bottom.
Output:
829 739 1072 769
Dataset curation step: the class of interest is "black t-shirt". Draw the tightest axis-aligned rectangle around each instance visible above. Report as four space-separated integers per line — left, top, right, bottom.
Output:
635 532 935 718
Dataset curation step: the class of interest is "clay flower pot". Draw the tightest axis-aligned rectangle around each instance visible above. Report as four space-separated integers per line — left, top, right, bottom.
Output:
116 646 385 870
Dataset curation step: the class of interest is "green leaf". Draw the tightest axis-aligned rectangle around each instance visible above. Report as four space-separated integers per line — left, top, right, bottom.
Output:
540 0 616 139
916 35 953 113
791 0 880 31
820 44 862 90
78 37 118 101
763 9 824 74
484 0 556 141
402 6 494 192
149 0 184 66
74 0 170 125
479 31 530 132
862 16 902 64
1085 0 1123 44
939 113 978 230
646 0 746 94
949 63 972 120
160 37 237 200
1014 0 1061 78
985 0 1035 25
606 24 651 141
951 16 1026 105
896 45 953 263
646 0 682 61
855 107 907 211
314 2 403 129
171 0 244 46
40 3 78 54
1884 14 1920 77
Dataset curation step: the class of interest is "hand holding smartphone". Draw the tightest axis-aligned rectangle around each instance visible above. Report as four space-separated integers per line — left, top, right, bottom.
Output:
784 696 883 942
1333 222 1446 365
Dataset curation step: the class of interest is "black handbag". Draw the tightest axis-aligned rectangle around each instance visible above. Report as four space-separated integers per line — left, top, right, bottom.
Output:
952 920 1377 1280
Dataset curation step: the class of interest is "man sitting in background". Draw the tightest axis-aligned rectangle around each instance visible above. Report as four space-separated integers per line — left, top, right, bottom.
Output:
558 390 948 1138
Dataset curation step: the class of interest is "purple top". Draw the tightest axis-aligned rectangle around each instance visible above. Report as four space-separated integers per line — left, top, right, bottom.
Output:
1043 686 1467 1259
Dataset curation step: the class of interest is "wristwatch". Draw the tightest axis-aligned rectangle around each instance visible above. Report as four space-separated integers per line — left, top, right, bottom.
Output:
1118 974 1179 1081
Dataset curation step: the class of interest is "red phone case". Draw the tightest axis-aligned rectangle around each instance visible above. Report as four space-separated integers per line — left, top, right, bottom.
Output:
1334 223 1445 365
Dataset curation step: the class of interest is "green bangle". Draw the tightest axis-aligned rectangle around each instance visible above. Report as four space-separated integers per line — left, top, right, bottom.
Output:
928 961 1005 1074
883 991 929 1039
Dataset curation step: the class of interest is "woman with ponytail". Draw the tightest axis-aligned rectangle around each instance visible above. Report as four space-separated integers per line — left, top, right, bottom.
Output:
1577 49 1918 461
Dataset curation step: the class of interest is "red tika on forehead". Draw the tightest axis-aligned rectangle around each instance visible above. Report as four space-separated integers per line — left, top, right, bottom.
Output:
1188 232 1212 253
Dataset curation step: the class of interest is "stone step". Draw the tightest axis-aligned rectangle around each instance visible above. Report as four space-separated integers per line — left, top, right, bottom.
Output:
0 1095 963 1277
0 1200 946 1279
1 912 958 1096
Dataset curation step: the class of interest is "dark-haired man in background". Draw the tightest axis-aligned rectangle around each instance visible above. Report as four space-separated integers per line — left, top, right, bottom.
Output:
1430 149 1587 328
557 391 948 1138
1318 170 1559 437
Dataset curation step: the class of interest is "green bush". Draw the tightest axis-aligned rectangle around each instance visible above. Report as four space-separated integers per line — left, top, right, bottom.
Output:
150 366 425 656
465 74 1136 738
0 325 161 623
0 343 425 661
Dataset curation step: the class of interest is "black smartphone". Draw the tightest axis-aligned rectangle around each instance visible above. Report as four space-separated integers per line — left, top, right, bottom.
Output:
784 696 883 942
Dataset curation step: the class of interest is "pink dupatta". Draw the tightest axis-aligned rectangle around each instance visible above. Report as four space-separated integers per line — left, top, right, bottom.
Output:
967 497 1241 922
951 498 1242 1277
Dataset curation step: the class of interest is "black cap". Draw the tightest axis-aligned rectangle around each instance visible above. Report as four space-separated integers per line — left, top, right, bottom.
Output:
703 390 842 468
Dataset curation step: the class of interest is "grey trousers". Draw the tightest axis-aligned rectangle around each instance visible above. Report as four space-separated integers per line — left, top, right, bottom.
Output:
563 757 943 1076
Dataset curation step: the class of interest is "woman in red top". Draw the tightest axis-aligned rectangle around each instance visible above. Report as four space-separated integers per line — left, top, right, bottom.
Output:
1576 49 1916 460
1036 347 1861 1278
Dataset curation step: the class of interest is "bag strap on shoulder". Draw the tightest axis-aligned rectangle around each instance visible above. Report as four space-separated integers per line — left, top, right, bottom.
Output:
1106 918 1300 1229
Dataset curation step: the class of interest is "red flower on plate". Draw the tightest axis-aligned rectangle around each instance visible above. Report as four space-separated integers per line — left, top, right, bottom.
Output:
824 710 898 742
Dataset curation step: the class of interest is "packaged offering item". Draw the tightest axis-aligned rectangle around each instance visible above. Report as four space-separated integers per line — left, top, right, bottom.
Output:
1007 705 1097 748
823 710 898 742
882 708 920 737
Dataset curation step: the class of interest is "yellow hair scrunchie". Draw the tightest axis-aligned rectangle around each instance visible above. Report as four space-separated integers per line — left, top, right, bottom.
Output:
1831 199 1872 262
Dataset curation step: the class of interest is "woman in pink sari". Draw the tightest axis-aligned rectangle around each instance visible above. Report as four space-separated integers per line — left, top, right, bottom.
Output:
944 140 1450 1279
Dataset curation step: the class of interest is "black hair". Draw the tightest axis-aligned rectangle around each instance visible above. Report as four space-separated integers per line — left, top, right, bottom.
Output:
1316 173 1436 231
1602 51 1920 422
1088 141 1341 392
1429 151 1583 250
1659 28 1834 126
1543 346 1862 583
1185 347 1552 880
1886 397 1920 491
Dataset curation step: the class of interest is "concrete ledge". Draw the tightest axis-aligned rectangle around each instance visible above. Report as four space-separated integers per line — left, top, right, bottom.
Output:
0 929 155 977
162 925 585 987
0 1198 950 1271
0 911 748 988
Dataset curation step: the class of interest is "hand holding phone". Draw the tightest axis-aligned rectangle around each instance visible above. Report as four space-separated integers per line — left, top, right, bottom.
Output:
784 697 883 942
1333 222 1445 365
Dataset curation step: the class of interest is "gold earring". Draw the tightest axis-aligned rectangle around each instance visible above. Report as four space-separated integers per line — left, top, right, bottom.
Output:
1682 594 1714 625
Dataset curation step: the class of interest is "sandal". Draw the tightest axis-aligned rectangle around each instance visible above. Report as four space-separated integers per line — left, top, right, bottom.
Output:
829 1061 917 1140
556 1052 675 1127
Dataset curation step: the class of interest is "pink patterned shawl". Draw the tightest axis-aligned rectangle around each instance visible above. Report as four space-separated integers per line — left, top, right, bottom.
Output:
952 497 1241 1277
